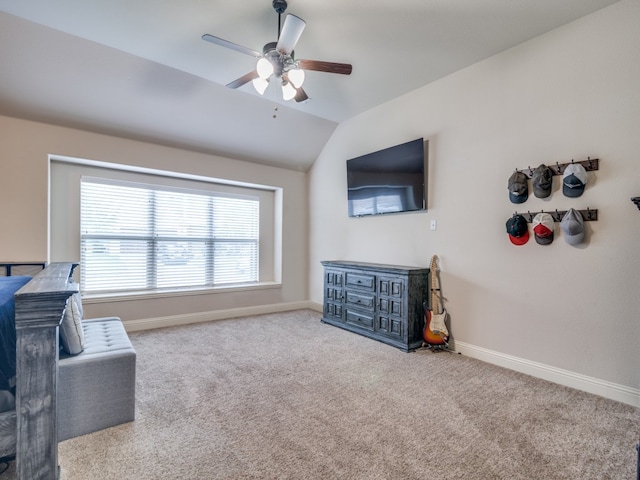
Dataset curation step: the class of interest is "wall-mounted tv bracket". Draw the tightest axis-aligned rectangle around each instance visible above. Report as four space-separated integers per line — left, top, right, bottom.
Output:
516 157 599 179
632 197 640 211
513 208 598 223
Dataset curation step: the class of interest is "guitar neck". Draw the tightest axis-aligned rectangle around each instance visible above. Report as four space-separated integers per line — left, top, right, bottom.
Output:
430 256 439 314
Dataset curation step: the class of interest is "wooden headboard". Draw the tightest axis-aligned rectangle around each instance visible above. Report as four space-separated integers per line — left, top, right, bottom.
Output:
0 263 77 479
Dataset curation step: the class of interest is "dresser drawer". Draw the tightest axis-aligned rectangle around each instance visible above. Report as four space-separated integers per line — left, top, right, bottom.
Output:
379 297 402 316
326 287 343 302
345 291 375 310
324 302 343 321
345 309 374 331
345 272 375 291
326 270 343 287
377 315 403 339
378 277 404 297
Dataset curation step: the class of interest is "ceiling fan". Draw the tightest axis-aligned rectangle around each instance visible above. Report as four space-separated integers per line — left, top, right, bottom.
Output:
202 0 352 103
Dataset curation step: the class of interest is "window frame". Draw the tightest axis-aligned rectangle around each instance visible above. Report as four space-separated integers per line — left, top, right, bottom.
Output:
49 156 282 300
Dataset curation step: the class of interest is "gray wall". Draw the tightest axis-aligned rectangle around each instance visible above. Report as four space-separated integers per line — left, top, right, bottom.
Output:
309 0 640 405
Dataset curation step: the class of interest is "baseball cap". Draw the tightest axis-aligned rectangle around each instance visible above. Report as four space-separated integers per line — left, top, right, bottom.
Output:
532 164 553 198
532 212 554 245
508 171 529 204
560 208 584 245
506 214 529 245
562 163 588 198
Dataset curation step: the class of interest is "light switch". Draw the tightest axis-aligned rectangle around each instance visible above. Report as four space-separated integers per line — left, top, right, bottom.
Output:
430 219 437 231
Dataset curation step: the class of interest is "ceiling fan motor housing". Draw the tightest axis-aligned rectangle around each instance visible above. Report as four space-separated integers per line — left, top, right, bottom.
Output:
263 41 296 77
272 0 287 14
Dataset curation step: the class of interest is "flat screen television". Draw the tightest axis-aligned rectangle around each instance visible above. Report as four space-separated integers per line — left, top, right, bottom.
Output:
346 138 427 217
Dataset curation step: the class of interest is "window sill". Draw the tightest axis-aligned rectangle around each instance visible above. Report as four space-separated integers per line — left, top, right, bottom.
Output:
82 281 282 304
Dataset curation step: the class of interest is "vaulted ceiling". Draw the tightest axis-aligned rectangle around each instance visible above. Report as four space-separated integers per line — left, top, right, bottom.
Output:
0 0 621 171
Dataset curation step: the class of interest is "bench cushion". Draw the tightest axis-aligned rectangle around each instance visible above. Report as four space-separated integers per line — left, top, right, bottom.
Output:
79 317 133 356
58 317 136 441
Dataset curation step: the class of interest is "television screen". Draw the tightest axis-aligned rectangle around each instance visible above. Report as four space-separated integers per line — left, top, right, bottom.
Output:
346 138 426 217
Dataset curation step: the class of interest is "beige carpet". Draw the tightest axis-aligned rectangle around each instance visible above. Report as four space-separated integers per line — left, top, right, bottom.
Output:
2 309 638 479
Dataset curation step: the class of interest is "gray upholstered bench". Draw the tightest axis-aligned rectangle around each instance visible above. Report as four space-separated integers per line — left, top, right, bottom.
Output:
58 316 136 441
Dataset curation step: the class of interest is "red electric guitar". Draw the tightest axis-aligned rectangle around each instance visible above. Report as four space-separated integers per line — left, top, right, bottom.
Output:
423 255 449 347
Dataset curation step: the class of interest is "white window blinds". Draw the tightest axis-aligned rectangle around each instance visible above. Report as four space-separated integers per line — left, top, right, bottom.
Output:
80 178 259 294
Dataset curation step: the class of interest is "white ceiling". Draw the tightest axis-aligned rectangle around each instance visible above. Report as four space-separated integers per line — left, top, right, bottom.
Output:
0 0 621 171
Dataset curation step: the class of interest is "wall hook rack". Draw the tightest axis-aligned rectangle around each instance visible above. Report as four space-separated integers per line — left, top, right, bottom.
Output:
517 157 599 179
514 208 598 223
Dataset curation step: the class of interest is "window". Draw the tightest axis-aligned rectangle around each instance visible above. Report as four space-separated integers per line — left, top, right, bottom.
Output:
80 178 259 294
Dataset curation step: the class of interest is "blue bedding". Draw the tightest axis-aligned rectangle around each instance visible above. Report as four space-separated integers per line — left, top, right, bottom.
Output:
0 276 31 392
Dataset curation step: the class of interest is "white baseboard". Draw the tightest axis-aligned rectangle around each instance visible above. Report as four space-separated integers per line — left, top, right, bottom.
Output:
123 301 317 332
308 302 323 313
454 340 640 408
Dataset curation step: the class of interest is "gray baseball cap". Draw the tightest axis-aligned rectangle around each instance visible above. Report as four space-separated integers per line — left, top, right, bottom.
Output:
508 171 529 204
560 208 584 245
532 164 553 198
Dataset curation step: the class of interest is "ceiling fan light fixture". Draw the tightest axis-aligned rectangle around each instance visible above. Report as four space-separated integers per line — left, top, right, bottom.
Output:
256 57 274 79
287 67 305 88
282 80 297 101
252 77 269 95
202 1 352 102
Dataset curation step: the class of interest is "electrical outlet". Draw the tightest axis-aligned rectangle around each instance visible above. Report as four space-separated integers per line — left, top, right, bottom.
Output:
430 219 437 231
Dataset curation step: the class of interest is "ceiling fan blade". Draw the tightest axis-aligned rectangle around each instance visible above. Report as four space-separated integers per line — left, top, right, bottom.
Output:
298 59 352 75
202 34 261 58
226 70 259 89
276 14 306 54
294 87 309 103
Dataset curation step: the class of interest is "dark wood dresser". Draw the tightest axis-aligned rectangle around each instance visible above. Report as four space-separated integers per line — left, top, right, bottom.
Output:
321 261 429 352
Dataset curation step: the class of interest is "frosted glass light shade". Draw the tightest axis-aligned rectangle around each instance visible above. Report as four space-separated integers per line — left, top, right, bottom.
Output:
256 58 274 79
252 77 269 95
288 68 305 88
282 81 297 101
276 14 306 54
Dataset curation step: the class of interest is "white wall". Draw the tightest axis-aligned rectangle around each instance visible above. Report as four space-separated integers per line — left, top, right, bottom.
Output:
0 115 309 326
309 0 640 404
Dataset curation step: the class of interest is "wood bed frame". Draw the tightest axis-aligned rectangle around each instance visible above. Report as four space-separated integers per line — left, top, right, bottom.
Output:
0 262 77 480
